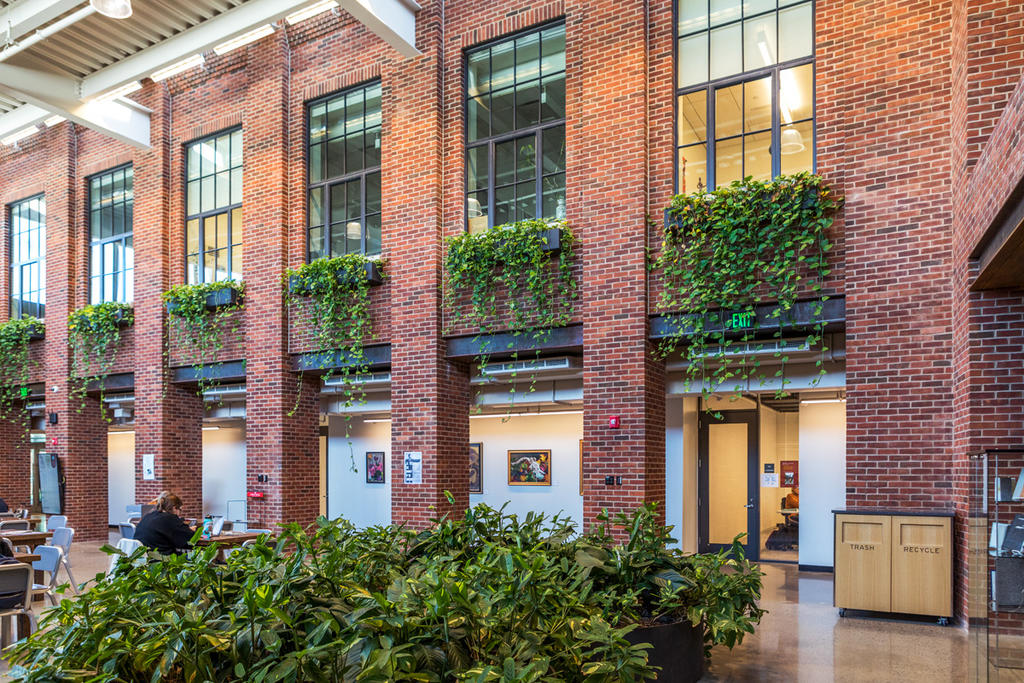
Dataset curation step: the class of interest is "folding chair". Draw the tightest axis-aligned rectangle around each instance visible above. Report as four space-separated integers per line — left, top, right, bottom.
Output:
0 562 35 647
118 522 136 540
30 546 63 607
46 516 67 531
48 527 77 594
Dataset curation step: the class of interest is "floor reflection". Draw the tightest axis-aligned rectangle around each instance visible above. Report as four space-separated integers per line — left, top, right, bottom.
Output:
701 563 967 682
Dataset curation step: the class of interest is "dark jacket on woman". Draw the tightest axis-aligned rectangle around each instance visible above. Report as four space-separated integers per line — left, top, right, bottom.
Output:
134 510 194 554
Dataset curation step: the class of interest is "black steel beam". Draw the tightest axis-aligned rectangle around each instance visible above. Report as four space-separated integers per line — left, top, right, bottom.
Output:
649 296 845 340
446 324 583 359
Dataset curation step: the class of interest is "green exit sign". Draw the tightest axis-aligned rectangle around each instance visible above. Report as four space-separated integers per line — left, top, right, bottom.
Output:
729 312 755 329
19 386 28 398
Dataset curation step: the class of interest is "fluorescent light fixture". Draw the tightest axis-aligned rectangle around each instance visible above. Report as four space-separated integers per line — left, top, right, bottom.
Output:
364 418 392 423
151 54 205 82
470 410 583 419
43 115 66 127
98 81 142 102
213 25 275 55
202 425 221 431
1 127 37 146
286 0 338 25
800 398 846 405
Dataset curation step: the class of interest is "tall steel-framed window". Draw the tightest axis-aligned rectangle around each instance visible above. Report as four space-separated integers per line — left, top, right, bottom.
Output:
185 128 242 284
675 0 814 193
306 81 382 260
9 195 45 320
465 22 566 233
89 164 134 304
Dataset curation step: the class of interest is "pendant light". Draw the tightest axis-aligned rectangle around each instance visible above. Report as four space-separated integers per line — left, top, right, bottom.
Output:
90 0 132 19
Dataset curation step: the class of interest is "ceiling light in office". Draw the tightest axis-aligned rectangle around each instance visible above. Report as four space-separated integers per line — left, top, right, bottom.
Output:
1 127 37 146
469 410 583 419
202 425 221 431
43 115 66 127
91 0 132 19
781 127 805 155
286 1 339 25
800 398 845 404
213 25 275 55
151 54 205 82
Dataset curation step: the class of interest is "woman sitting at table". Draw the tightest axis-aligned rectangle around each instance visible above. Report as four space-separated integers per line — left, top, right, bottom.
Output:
134 491 194 554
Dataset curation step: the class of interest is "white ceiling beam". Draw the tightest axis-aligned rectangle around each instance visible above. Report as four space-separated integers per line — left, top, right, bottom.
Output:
0 102 49 138
0 0 84 43
339 0 420 58
81 0 313 99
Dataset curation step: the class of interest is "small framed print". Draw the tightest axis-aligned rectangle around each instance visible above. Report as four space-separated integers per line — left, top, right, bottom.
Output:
508 450 551 486
365 452 385 484
579 440 584 496
469 442 483 494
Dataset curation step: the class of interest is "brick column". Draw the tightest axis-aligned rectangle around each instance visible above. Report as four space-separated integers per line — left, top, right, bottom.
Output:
0 416 30 510
35 124 109 540
387 3 470 528
574 1 665 529
132 83 204 519
243 32 321 528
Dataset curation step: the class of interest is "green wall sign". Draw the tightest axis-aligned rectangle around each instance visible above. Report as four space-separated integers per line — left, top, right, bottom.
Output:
729 312 755 329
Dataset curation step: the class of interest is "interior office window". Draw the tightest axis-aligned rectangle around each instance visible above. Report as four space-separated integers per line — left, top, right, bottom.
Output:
9 195 45 319
676 0 814 192
185 129 242 284
465 23 566 233
307 81 382 260
89 165 134 304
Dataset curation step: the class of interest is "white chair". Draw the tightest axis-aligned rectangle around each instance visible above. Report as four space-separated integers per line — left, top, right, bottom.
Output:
0 562 35 647
46 516 67 531
30 546 63 606
48 527 77 594
0 521 30 532
246 528 272 535
118 522 136 540
108 538 144 574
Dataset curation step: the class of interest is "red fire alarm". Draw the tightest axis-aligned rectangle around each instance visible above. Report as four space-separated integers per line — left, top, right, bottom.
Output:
246 491 265 499
608 415 620 429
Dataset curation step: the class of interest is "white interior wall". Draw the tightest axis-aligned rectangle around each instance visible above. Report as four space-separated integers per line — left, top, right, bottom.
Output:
665 397 684 549
469 413 583 530
681 397 698 553
798 401 846 567
107 431 135 525
202 426 247 521
759 405 780 537
326 416 391 528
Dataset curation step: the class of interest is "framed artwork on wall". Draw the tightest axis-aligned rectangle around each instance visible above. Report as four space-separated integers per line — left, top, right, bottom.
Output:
579 440 584 496
469 442 482 494
508 450 551 486
365 452 385 484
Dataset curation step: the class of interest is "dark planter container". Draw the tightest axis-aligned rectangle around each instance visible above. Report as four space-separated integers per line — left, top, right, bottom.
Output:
625 620 704 683
27 329 44 341
112 308 132 326
288 261 384 295
166 288 242 316
494 227 563 255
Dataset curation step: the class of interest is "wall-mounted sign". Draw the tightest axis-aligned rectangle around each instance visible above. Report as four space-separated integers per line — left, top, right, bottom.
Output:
780 460 799 487
764 463 775 473
142 453 155 481
404 452 422 485
729 312 755 329
761 473 779 488
246 491 265 499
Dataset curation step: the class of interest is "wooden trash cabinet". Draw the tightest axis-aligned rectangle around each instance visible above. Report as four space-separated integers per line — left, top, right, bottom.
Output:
833 509 953 625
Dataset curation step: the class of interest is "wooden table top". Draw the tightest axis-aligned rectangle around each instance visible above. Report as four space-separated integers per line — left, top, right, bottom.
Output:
13 552 39 563
2 530 53 544
194 531 269 547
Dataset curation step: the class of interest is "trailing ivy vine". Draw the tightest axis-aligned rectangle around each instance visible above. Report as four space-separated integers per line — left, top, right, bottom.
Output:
652 173 840 403
162 280 245 397
444 218 577 406
0 317 43 438
285 254 383 469
68 302 133 419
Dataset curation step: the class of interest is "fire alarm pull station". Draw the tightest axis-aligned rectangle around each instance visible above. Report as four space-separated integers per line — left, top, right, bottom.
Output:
247 491 265 499
608 416 620 429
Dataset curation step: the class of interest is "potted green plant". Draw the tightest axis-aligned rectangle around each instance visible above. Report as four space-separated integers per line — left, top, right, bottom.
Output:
67 302 134 414
161 280 245 395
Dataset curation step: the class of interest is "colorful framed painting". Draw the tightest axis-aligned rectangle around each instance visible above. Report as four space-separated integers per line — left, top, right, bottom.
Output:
365 452 385 484
469 442 483 494
508 450 551 486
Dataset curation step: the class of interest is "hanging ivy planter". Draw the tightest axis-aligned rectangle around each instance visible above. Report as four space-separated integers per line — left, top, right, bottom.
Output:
285 254 383 462
0 317 43 435
67 302 133 418
162 280 245 396
651 172 840 403
444 218 577 405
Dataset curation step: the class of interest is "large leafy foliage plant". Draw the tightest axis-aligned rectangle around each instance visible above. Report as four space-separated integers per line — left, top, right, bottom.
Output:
652 173 840 402
67 302 133 417
162 279 245 397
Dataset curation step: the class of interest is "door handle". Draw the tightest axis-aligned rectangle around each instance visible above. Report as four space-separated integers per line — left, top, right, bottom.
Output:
744 503 754 509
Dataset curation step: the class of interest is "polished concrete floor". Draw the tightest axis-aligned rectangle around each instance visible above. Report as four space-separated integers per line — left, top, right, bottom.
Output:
703 563 968 682
2 540 977 681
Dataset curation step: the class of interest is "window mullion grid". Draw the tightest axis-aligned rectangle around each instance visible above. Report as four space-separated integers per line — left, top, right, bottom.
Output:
534 129 542 221
771 69 781 178
708 84 716 190
360 173 367 255
488 138 496 230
